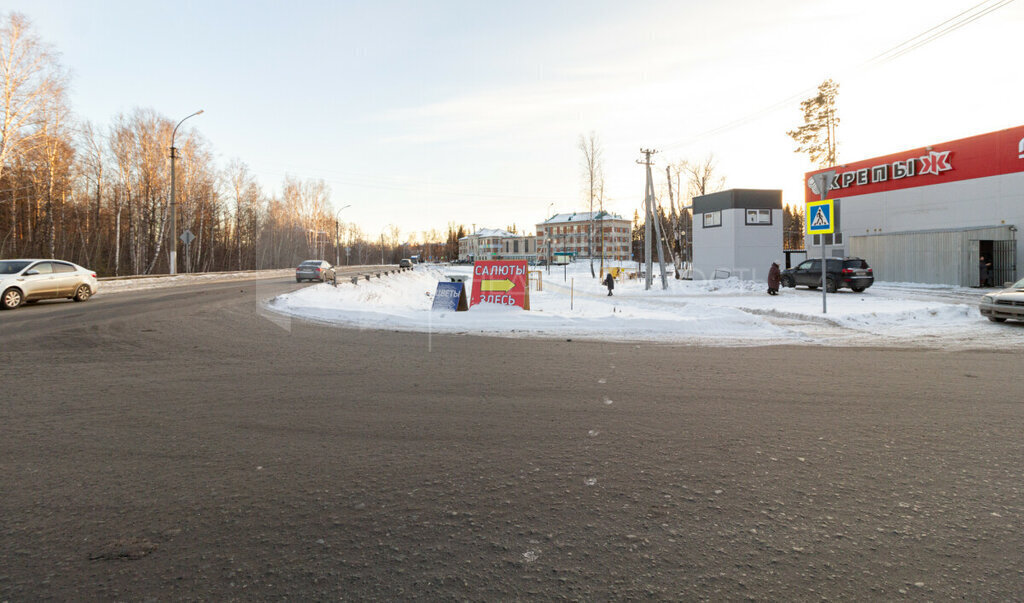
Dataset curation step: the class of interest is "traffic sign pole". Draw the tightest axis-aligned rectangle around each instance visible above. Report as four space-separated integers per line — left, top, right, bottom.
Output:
821 222 826 313
808 171 837 314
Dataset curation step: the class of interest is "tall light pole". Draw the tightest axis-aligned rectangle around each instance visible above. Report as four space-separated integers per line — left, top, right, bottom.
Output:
169 110 204 275
546 202 554 274
334 204 351 265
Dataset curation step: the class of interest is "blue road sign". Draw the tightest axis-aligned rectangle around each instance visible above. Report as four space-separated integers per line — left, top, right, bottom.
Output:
806 199 835 235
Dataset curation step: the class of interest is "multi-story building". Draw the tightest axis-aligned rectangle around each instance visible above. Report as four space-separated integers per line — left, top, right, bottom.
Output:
536 211 631 262
458 229 538 262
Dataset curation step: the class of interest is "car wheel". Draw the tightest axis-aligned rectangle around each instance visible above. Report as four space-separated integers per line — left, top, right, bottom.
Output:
851 286 865 293
781 275 794 288
73 285 92 302
825 277 838 293
296 278 302 283
807 285 817 290
2 287 23 310
988 316 1007 323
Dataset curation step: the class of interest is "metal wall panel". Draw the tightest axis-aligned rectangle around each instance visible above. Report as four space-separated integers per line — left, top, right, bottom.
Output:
850 226 1014 286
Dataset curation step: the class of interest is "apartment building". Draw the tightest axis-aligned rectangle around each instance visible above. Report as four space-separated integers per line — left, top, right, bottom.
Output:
536 211 631 262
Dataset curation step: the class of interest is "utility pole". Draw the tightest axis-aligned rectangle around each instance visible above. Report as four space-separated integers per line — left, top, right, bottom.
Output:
637 149 669 290
666 165 682 278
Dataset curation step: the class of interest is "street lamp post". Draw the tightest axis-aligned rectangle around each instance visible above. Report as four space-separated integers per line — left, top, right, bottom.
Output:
546 202 554 275
334 204 351 266
169 109 204 275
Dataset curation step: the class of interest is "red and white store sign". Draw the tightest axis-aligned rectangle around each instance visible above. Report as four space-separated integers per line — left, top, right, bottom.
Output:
804 125 1024 203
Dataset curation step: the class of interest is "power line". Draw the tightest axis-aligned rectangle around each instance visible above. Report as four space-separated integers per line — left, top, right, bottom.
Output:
658 0 1016 152
861 0 1015 68
248 162 569 203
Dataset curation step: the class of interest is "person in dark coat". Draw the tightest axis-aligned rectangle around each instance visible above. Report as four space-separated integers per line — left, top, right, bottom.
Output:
980 255 992 287
767 261 781 295
603 271 615 296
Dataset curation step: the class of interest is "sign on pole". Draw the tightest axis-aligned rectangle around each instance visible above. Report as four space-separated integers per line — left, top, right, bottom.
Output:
470 260 530 309
431 282 469 312
180 229 196 245
808 169 838 314
806 199 835 235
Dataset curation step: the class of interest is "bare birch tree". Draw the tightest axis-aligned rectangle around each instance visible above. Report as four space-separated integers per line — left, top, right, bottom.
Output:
0 12 68 185
578 131 603 277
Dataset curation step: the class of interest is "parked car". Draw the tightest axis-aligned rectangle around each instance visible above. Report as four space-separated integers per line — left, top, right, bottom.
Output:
780 257 874 293
295 260 335 283
979 277 1024 323
399 258 414 269
0 259 99 310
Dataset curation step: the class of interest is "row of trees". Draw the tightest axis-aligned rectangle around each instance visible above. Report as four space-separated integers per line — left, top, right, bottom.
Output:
4 12 838 277
1 13 448 276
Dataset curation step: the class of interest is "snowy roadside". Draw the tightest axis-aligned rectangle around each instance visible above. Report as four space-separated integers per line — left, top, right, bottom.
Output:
266 264 1024 349
97 270 294 294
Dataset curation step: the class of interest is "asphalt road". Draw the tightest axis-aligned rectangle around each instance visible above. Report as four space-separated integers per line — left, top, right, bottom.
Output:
1 275 1022 600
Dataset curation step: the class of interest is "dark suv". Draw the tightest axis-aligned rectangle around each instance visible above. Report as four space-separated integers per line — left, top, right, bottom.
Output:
781 257 874 293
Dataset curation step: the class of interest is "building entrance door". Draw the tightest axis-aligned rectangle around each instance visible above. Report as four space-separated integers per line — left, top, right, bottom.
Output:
992 239 1017 286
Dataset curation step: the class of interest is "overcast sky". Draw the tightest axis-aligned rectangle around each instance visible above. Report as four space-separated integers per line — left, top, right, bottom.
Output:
8 0 1022 238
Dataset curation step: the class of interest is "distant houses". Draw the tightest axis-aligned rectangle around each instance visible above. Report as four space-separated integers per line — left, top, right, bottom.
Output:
457 211 630 263
458 228 537 262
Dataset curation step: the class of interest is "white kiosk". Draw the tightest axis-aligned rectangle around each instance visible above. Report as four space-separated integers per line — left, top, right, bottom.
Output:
691 189 784 281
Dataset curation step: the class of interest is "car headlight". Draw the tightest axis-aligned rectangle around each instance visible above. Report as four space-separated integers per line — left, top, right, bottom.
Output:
982 295 995 304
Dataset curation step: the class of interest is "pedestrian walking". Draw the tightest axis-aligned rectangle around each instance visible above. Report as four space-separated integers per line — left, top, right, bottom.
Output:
767 261 781 295
603 271 615 296
980 255 992 287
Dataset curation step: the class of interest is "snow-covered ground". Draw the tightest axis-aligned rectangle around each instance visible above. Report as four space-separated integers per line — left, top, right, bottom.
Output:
266 262 1024 349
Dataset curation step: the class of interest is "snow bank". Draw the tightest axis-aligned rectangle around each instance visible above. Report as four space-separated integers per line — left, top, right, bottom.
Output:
267 263 1021 348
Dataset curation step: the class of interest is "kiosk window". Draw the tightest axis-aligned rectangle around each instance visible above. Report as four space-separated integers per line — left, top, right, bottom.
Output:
745 209 771 225
703 211 722 228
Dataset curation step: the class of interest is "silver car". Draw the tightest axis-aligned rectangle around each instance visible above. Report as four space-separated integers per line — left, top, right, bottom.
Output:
0 259 99 310
295 260 335 283
979 277 1024 323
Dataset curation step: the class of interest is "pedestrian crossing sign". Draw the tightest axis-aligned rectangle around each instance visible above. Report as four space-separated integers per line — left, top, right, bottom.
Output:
806 199 834 235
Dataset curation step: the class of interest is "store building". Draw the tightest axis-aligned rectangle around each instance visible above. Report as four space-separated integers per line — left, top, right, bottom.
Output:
691 189 783 281
804 125 1024 287
536 211 631 262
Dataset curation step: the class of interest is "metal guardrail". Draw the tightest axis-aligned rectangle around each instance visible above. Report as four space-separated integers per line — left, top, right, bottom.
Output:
97 269 290 282
97 265 405 282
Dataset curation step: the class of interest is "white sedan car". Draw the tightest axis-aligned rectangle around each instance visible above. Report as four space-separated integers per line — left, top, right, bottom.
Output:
979 277 1024 323
0 259 99 310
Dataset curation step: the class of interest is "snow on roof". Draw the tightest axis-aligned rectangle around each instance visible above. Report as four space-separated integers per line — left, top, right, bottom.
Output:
459 228 524 240
541 211 624 224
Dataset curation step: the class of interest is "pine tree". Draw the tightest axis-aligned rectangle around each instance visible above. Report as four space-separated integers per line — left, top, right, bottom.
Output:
787 79 839 168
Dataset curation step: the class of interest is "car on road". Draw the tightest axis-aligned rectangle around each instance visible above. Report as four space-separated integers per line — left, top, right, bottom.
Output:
399 258 414 269
295 260 335 283
780 257 874 293
979 277 1024 323
0 259 99 310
